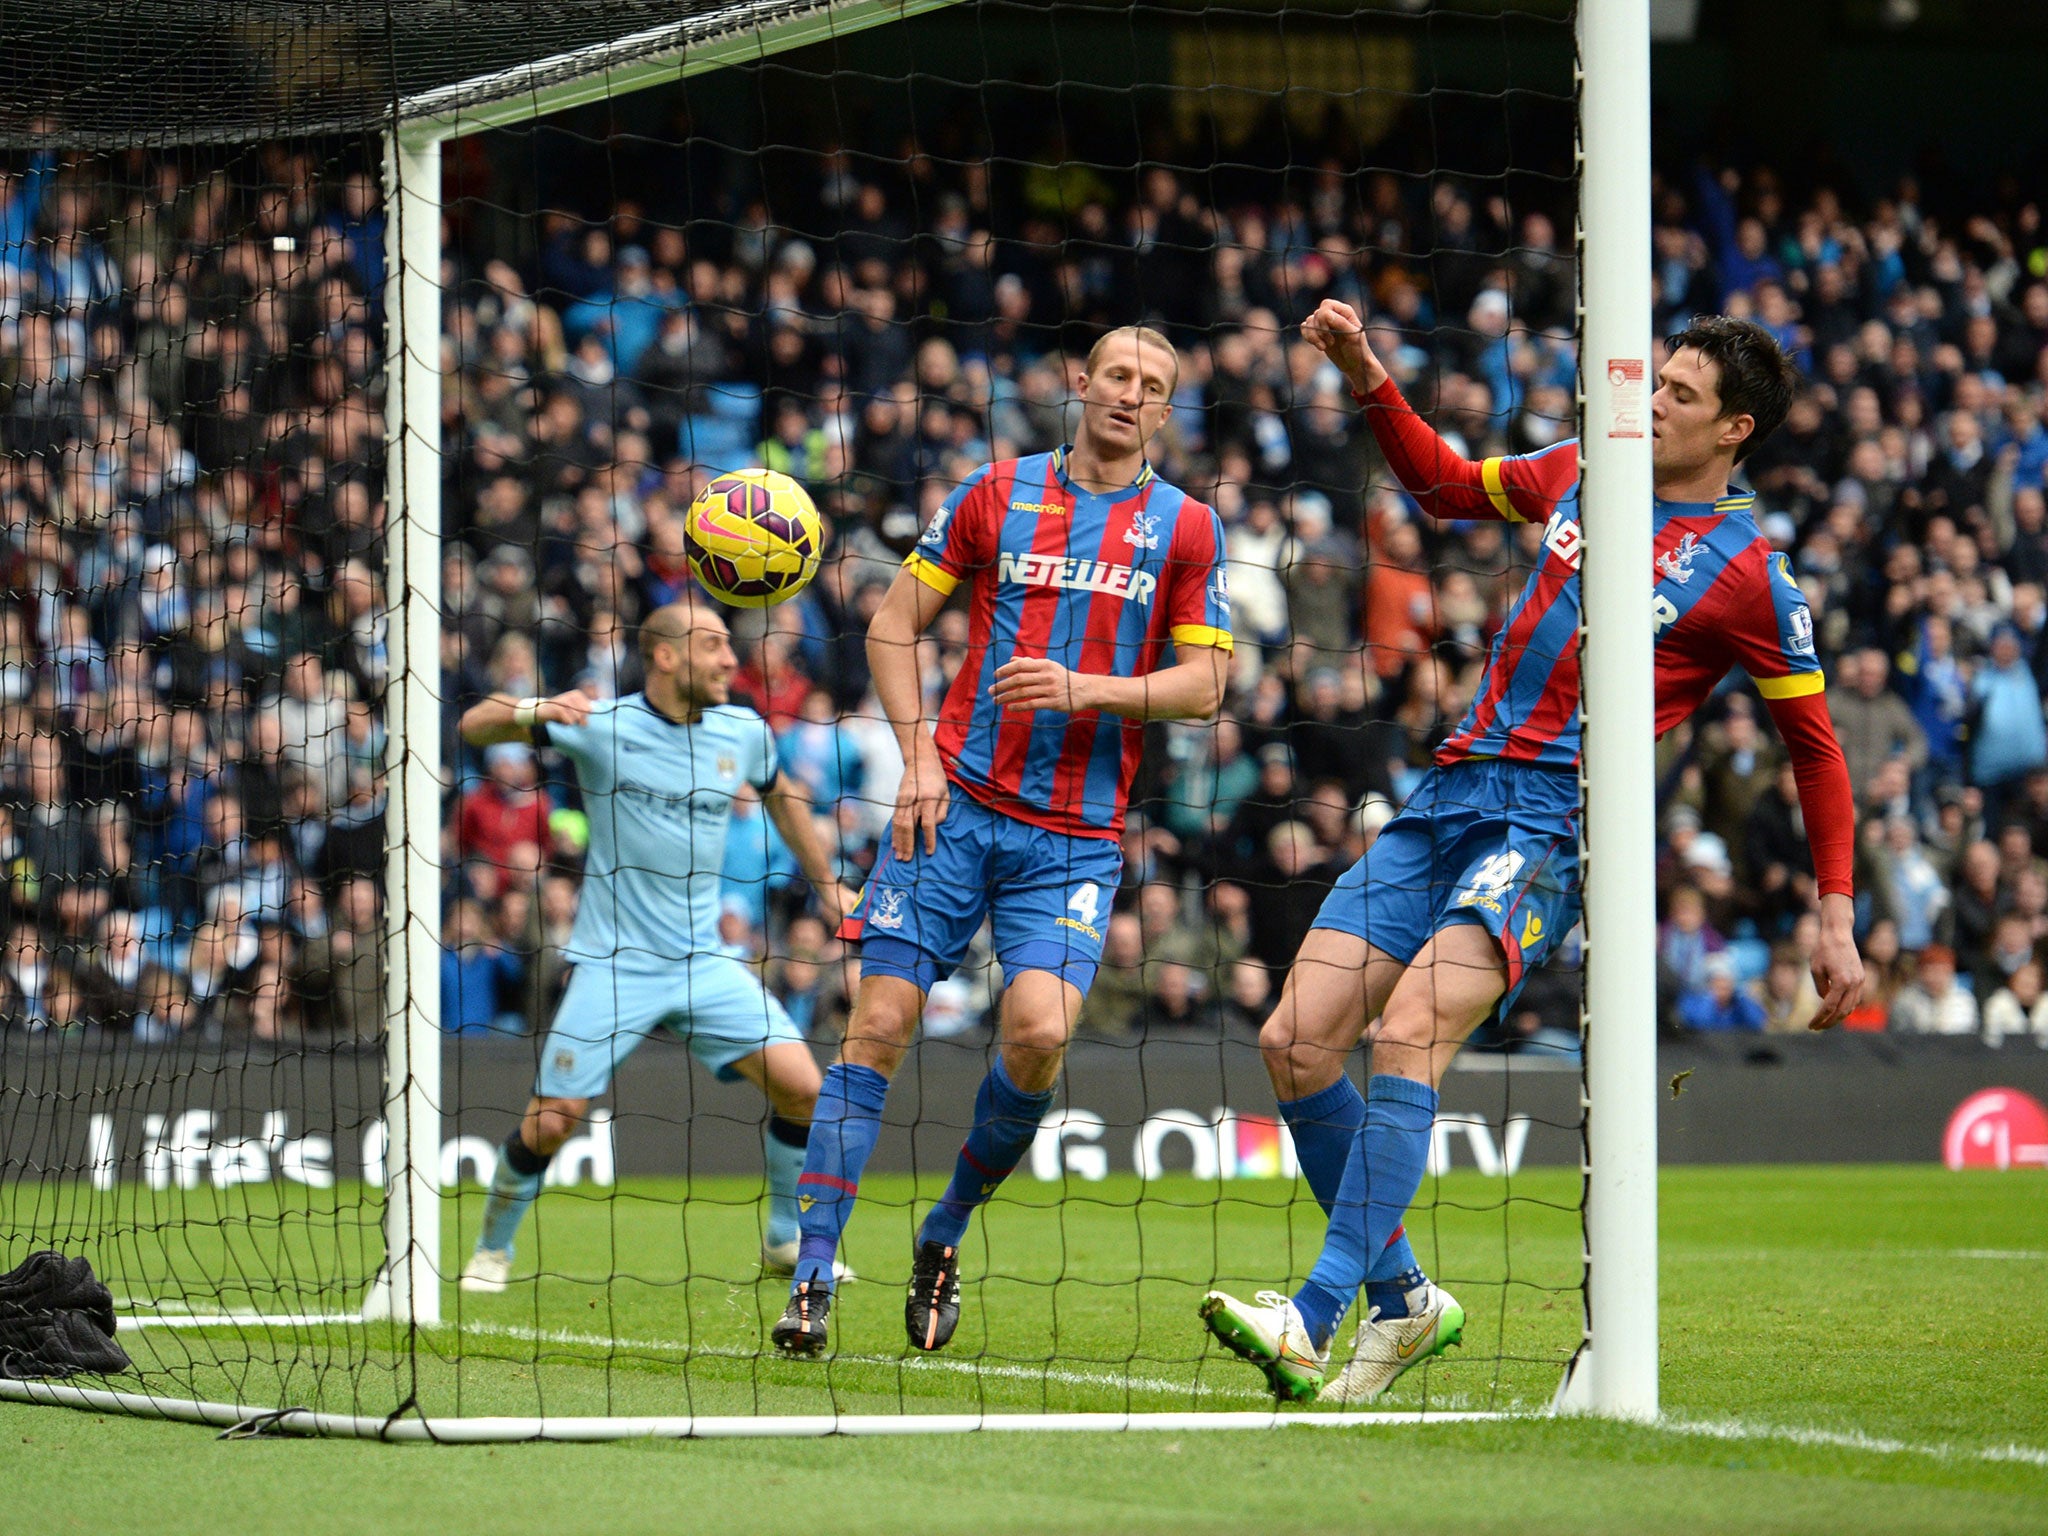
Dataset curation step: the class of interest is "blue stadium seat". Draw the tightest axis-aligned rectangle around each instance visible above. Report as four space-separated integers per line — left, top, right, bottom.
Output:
1726 937 1771 986
135 906 179 947
681 416 753 468
704 382 762 423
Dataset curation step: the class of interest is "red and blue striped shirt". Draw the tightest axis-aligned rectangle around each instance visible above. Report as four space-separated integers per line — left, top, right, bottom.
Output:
905 447 1232 841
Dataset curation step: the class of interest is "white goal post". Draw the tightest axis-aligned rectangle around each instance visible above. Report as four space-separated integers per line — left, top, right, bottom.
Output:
366 124 448 1329
1565 0 1660 1421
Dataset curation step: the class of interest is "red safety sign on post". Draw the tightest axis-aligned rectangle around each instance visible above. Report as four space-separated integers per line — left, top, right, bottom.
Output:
1606 358 1645 439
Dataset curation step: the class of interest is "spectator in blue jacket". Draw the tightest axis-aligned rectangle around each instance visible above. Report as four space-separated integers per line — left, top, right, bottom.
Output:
440 899 524 1036
1969 625 2048 823
1679 954 1768 1034
561 245 679 374
1907 614 1969 776
719 782 800 937
777 688 863 808
0 150 57 270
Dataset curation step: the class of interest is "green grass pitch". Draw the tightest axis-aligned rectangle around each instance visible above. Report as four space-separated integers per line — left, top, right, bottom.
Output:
4 1165 2045 1534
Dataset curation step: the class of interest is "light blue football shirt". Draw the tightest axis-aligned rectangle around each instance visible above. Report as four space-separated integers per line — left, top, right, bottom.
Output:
541 694 778 968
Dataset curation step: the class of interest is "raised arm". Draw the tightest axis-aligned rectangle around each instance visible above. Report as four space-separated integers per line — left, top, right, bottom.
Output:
459 689 593 746
1302 298 1576 524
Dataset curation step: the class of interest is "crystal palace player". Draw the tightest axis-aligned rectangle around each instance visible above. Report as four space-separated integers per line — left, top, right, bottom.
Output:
772 327 1232 1356
1201 304 1864 1403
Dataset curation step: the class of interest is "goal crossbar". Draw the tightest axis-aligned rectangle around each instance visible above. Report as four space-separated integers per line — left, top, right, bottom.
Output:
398 0 966 140
1 1 968 149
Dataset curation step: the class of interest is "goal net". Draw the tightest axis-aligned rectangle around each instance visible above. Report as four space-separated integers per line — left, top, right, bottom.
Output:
0 0 1618 1438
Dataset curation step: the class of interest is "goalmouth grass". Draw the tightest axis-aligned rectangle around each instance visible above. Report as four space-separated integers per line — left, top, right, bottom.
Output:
5 1167 1582 1421
3 1166 2046 1533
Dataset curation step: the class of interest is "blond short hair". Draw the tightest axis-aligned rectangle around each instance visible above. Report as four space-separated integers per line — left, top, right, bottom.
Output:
1084 324 1180 393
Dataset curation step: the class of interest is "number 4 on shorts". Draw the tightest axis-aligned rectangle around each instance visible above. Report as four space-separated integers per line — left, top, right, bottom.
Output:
1067 882 1101 933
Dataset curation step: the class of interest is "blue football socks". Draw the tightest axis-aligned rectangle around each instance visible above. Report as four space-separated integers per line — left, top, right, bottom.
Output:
1278 1076 1366 1215
1279 1076 1426 1318
919 1056 1056 1249
478 1127 552 1257
1365 1254 1430 1321
763 1114 810 1251
1293 1074 1439 1350
794 1062 891 1291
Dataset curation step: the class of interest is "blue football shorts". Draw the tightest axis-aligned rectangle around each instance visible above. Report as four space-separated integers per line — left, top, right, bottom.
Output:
844 791 1124 995
535 953 805 1098
1313 758 1581 1008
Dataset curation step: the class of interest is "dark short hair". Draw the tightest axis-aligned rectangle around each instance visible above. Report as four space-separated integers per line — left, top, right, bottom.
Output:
1666 315 1799 463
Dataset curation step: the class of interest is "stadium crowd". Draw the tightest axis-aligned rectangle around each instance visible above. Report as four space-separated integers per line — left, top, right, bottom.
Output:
5 124 2048 1052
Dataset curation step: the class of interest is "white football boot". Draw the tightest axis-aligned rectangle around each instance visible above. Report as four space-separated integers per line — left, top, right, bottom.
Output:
1198 1289 1328 1402
760 1239 857 1283
1317 1282 1466 1405
459 1247 513 1294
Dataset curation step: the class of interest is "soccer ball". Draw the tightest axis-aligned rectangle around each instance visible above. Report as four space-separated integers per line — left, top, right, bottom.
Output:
684 469 823 607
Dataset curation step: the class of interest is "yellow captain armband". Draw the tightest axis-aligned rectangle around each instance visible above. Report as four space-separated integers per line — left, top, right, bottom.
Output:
905 553 961 596
1754 672 1825 700
1170 624 1234 652
1479 457 1525 523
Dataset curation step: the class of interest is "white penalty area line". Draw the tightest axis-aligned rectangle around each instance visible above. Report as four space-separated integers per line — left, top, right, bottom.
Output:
459 1320 1290 1403
117 1312 1517 1415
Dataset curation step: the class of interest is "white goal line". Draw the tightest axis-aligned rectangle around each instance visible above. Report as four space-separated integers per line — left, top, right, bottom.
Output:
109 1311 1330 1405
0 1378 1508 1441
118 1313 363 1331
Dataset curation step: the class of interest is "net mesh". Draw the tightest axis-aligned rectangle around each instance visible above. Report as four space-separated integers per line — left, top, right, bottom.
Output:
0 2 904 147
0 0 1588 1429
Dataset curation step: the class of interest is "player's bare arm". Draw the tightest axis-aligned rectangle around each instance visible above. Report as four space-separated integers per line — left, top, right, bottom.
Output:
988 646 1226 721
761 770 861 928
867 566 954 858
459 689 594 746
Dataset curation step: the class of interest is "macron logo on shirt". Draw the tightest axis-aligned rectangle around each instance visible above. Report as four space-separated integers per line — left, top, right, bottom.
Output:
998 550 1158 604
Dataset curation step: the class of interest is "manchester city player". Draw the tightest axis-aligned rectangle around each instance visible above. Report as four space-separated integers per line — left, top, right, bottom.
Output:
771 326 1233 1356
457 601 858 1292
1202 305 1865 1402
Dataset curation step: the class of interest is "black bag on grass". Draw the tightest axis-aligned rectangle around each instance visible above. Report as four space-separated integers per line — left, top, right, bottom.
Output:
0 1250 129 1380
